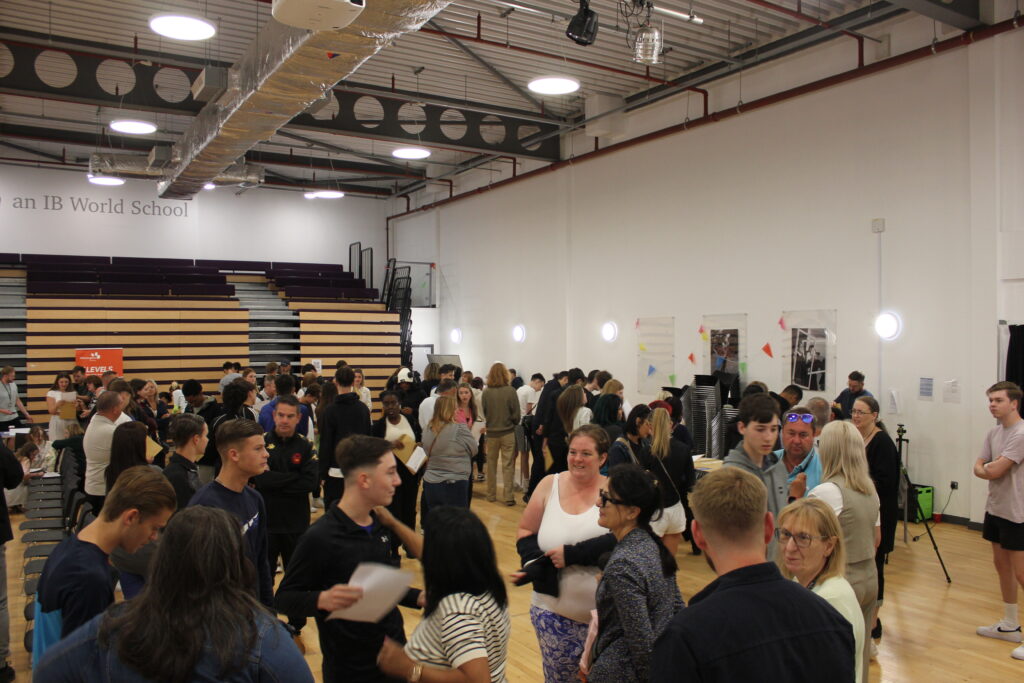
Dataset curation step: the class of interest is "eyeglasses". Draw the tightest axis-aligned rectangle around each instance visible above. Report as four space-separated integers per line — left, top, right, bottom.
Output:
784 413 814 424
850 409 873 416
774 528 828 548
598 489 627 508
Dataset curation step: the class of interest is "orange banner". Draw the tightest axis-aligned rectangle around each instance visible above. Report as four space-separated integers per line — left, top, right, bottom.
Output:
75 348 123 376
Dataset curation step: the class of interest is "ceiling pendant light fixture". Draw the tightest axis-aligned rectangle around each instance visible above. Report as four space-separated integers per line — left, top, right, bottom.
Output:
87 174 125 187
109 119 157 135
304 189 345 199
392 147 431 160
203 182 216 190
149 13 217 41
633 24 662 64
528 76 581 95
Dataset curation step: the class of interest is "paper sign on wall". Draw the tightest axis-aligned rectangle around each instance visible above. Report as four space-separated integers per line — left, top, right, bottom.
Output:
75 348 123 376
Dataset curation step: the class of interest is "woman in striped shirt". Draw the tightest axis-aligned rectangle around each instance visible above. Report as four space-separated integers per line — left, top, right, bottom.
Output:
377 506 511 682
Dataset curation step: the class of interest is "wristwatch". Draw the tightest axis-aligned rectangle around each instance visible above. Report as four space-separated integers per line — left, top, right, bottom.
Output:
409 663 423 682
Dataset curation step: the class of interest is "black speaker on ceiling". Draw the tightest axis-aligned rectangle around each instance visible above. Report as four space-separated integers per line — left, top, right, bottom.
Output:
566 1 599 46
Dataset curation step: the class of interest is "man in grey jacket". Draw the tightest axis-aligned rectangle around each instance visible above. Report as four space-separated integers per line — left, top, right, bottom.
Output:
723 392 788 559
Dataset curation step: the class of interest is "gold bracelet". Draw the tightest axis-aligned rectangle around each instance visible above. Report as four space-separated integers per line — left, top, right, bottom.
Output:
409 663 423 682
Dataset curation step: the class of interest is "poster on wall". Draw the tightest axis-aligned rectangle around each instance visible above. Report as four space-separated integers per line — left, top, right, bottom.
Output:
636 317 675 395
779 310 836 397
701 314 747 380
75 348 123 376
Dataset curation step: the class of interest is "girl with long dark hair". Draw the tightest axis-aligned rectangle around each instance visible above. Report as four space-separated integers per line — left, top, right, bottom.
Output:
35 506 311 682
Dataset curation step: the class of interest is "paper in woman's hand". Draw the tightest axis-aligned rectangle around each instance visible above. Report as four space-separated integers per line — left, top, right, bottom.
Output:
327 563 413 623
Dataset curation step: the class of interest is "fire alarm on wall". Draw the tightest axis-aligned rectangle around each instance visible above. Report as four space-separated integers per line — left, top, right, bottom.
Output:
272 0 366 31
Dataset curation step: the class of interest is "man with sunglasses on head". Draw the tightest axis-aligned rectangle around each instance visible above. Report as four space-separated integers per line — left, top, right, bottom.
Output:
775 407 822 501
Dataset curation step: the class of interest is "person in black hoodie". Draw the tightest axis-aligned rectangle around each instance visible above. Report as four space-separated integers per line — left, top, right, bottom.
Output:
393 368 427 419
319 367 371 508
162 413 207 510
253 394 318 643
526 371 569 498
0 441 23 680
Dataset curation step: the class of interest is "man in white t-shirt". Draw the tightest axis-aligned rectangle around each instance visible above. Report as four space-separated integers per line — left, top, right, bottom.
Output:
515 374 544 487
974 381 1024 659
82 390 132 511
418 380 457 431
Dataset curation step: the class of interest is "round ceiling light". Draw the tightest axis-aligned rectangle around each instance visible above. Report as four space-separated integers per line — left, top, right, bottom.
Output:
512 324 526 343
392 147 431 160
304 189 345 199
109 119 157 135
149 13 217 41
203 182 216 190
601 321 618 343
874 311 902 340
450 328 463 344
87 174 125 187
528 76 581 95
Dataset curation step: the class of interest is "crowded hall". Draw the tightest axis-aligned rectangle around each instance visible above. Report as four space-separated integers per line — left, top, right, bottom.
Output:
2 1 1024 681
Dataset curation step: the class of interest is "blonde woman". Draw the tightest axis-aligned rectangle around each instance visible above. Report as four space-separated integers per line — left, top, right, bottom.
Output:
647 407 694 555
352 368 373 412
777 497 865 682
421 395 477 520
480 363 521 506
809 420 880 680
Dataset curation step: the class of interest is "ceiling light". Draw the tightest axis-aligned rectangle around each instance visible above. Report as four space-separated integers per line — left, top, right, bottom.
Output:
392 147 431 160
601 321 618 343
652 6 704 25
109 119 157 135
512 324 526 343
87 174 125 187
450 328 463 344
528 76 581 95
566 0 599 46
874 311 902 341
149 13 217 41
203 182 216 190
304 189 345 199
633 25 662 65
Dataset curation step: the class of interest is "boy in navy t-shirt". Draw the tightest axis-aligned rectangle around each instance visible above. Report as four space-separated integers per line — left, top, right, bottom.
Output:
33 467 176 666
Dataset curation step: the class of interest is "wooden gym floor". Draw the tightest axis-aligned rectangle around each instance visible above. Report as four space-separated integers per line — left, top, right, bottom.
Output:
6 489 1021 682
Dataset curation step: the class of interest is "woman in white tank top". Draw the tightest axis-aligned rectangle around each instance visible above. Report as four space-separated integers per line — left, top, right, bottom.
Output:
514 424 609 683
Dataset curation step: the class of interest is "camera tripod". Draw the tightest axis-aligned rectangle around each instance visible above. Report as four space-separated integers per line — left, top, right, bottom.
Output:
897 423 951 583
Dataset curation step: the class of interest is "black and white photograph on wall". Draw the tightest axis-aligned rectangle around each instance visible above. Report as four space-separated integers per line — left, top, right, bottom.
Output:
710 328 740 374
790 328 827 391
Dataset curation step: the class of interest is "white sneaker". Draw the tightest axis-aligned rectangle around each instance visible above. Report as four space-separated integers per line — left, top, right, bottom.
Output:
977 621 1023 643
1013 643 1024 661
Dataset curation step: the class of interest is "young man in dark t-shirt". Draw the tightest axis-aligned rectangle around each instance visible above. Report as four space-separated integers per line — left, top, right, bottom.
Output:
188 418 273 607
33 467 175 667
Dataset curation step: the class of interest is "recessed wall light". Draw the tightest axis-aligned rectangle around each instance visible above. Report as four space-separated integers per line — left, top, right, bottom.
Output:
450 328 463 344
512 324 526 343
528 76 580 95
149 13 217 41
601 321 618 342
874 311 902 340
109 119 157 135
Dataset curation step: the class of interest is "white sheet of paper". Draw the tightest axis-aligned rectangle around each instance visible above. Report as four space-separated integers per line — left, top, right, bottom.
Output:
327 562 413 623
405 446 427 474
42 472 61 478
60 391 77 403
470 420 485 441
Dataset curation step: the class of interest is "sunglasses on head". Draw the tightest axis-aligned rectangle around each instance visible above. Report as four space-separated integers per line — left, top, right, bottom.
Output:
785 413 814 424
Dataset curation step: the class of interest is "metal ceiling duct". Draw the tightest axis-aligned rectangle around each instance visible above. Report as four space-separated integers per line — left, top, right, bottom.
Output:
157 0 453 200
91 153 264 186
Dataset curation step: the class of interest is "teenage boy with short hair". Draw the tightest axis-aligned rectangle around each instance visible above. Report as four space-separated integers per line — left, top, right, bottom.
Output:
33 467 175 665
276 435 422 683
188 419 273 607
975 381 1024 658
723 392 787 558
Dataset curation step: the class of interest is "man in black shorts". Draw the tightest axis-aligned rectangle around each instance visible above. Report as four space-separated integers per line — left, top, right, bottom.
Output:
974 381 1024 659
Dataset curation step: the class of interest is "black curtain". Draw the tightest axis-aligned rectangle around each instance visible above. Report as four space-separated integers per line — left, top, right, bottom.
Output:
1006 325 1024 415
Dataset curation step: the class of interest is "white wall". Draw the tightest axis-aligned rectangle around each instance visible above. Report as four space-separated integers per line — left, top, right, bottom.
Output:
389 28 1024 523
0 165 387 272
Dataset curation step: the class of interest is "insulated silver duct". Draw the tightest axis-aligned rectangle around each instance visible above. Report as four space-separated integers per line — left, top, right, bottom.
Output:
91 153 264 186
157 0 452 200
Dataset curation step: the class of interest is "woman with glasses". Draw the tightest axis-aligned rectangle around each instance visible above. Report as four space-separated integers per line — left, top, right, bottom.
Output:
514 424 608 683
850 395 900 645
776 497 864 682
586 464 683 683
808 420 879 682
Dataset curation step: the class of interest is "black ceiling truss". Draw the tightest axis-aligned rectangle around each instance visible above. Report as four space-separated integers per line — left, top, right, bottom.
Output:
0 38 561 162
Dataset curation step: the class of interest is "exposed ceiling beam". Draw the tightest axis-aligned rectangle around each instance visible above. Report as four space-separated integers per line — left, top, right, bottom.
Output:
885 0 984 30
0 139 65 162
